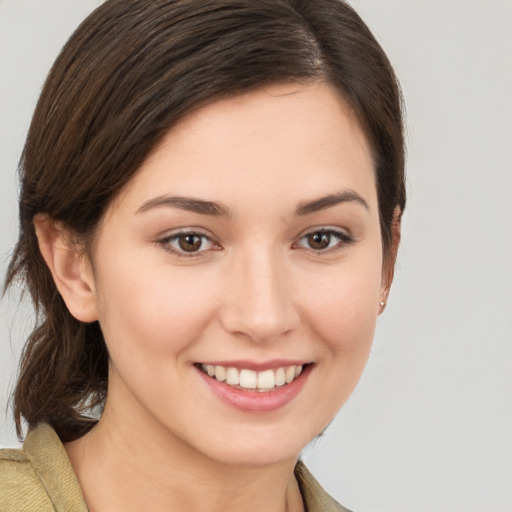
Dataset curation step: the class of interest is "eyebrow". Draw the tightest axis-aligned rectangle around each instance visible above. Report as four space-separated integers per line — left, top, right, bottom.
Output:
137 195 231 217
137 189 369 217
295 190 369 215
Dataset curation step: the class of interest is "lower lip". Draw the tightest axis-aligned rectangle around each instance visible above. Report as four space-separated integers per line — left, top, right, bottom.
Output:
196 365 311 412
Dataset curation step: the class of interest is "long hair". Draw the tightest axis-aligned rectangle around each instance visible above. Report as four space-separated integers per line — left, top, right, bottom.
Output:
4 0 405 441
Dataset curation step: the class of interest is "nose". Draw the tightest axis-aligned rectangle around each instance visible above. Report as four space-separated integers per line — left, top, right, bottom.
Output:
219 248 300 343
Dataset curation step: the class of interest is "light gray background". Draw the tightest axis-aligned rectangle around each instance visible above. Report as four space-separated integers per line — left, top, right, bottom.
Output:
1 1 511 511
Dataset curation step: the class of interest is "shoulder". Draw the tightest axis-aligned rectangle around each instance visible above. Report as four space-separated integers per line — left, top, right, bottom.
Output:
0 424 88 512
295 460 354 512
0 445 55 511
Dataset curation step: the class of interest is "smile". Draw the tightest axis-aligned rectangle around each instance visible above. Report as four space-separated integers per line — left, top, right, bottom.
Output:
199 364 303 392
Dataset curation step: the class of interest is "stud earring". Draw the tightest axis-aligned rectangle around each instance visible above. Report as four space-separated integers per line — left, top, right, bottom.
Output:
379 301 386 308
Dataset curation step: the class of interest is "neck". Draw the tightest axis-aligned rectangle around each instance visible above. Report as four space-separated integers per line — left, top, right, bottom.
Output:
65 399 304 512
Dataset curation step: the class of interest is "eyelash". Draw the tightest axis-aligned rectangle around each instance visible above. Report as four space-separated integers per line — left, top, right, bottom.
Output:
157 228 353 258
295 228 353 253
157 230 218 258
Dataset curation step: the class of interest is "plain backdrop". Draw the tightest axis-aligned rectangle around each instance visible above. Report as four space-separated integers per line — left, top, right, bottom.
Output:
1 1 511 511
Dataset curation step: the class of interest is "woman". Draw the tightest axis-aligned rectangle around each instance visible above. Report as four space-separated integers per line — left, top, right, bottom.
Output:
0 0 405 511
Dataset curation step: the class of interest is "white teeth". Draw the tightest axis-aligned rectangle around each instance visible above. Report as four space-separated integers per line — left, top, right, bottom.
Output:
239 369 257 389
201 364 305 390
257 369 275 389
275 367 286 386
285 366 295 384
214 366 226 382
226 367 239 385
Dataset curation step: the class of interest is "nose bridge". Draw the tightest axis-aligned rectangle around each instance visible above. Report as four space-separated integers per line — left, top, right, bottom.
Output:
220 242 298 342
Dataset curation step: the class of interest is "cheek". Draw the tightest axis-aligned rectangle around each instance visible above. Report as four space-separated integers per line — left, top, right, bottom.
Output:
302 257 382 359
93 254 219 360
302 260 382 419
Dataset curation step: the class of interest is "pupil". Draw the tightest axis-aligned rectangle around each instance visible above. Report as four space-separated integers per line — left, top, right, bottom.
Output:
308 232 330 250
179 234 202 252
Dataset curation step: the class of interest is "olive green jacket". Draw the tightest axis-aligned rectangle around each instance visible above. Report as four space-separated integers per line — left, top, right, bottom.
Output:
0 423 351 511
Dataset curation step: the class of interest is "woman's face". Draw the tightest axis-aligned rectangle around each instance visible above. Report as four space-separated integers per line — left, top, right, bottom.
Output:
85 83 387 467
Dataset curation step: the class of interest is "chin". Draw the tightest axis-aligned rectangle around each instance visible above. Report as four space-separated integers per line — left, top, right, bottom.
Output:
187 420 327 469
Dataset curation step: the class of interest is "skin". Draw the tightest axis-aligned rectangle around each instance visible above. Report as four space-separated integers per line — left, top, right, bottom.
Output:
36 82 398 512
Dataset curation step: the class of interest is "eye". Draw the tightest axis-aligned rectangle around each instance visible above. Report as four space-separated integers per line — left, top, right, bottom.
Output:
295 229 352 252
158 231 218 257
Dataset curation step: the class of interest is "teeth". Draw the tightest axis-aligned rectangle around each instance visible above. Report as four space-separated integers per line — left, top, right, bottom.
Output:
215 366 226 382
201 364 305 390
257 369 275 389
275 367 286 386
239 369 257 389
226 367 239 385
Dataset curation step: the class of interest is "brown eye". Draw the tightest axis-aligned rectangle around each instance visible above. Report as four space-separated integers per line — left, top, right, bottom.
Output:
307 232 331 250
160 231 215 256
296 229 352 253
178 234 204 252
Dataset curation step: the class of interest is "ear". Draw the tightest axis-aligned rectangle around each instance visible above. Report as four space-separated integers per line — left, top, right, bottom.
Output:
379 207 402 313
34 214 98 322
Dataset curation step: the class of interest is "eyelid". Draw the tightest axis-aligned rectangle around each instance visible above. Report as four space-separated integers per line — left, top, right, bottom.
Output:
293 227 353 252
156 228 221 258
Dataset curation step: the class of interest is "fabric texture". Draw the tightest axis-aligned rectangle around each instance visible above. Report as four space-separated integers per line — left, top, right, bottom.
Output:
1 423 351 511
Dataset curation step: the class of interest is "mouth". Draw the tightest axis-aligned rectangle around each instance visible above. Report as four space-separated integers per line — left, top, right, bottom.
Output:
196 363 309 392
195 361 313 412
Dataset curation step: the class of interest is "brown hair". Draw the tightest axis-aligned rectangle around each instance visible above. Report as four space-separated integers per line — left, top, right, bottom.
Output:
4 0 405 441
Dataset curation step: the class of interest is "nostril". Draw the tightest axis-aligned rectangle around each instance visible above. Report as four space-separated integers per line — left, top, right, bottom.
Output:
218 300 299 343
217 257 300 342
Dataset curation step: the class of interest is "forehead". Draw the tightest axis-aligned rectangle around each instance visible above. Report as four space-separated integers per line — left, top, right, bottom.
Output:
112 82 376 215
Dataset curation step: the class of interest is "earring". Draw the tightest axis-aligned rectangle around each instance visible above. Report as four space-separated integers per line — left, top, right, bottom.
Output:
379 301 386 308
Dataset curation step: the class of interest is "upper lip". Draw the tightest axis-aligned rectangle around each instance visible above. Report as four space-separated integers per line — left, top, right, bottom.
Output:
196 360 311 371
